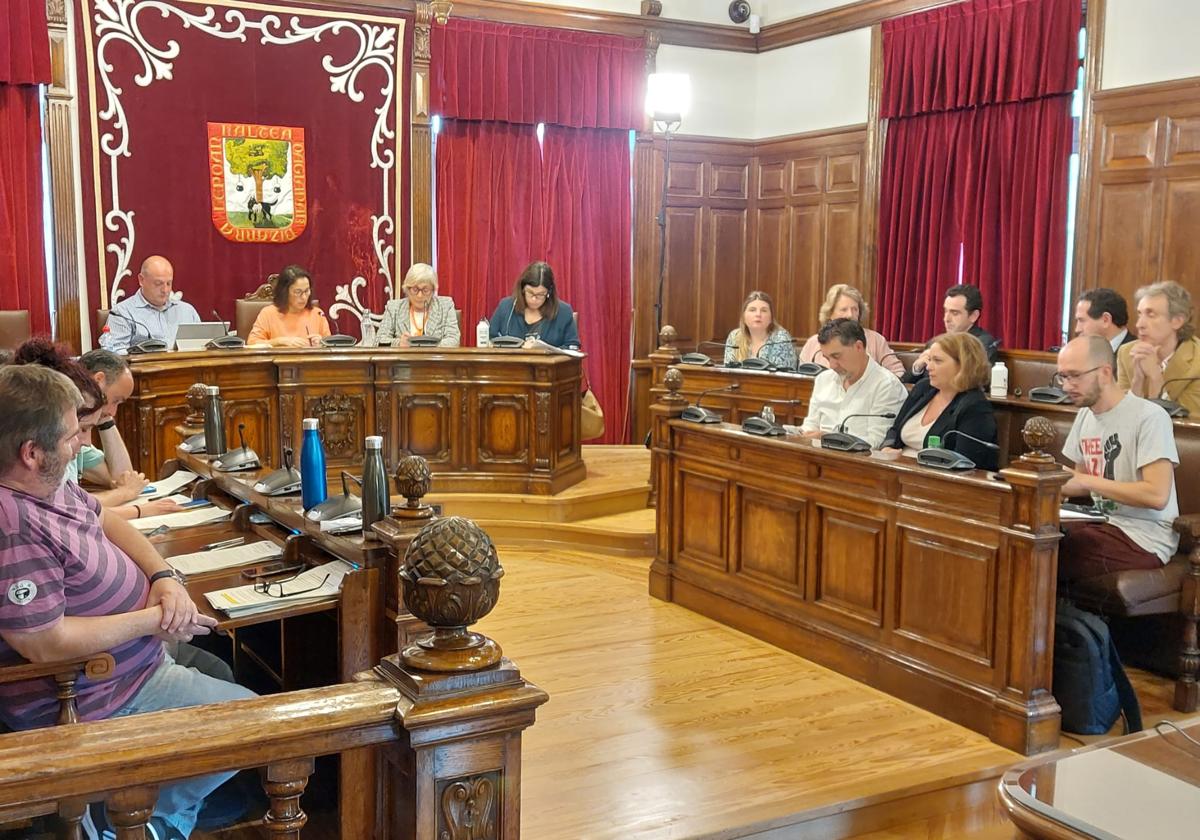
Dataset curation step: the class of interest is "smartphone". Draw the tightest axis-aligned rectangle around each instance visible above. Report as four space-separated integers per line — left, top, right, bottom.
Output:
179 499 211 509
240 561 302 579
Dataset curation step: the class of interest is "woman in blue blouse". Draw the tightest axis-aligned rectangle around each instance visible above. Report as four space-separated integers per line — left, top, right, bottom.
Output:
723 291 798 369
488 261 580 349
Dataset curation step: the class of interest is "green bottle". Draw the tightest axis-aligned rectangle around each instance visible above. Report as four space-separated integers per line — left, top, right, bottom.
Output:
927 434 942 449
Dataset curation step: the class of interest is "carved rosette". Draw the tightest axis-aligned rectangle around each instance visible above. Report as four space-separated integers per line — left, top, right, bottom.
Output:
399 517 504 672
1020 416 1057 463
304 392 359 456
438 772 499 840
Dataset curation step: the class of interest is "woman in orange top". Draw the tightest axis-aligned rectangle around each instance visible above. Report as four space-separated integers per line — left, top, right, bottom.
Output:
247 265 332 348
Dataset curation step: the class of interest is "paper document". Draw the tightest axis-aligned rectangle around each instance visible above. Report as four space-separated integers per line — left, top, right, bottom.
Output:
166 540 281 576
526 338 585 358
205 559 352 616
132 505 231 532
319 512 363 533
140 470 199 500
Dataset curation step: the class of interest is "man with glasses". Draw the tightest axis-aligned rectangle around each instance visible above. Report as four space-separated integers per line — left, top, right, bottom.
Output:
100 255 201 354
0 365 255 839
1055 335 1179 584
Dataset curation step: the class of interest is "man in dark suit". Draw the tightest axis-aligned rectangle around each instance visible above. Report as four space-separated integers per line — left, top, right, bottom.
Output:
902 284 1000 384
1074 287 1135 353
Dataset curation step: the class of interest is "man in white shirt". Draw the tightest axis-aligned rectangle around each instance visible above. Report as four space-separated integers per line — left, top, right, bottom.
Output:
100 255 201 353
1074 287 1133 352
1057 335 1179 583
799 319 908 449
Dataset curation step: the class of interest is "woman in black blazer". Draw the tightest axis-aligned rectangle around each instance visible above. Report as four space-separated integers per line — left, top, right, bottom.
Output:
880 331 999 470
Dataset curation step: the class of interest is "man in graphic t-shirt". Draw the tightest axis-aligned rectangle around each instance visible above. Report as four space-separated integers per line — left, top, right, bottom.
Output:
1055 335 1180 582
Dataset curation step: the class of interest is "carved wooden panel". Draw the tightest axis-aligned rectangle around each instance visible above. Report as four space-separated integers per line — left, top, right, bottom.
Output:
708 208 750 329
1101 119 1160 170
894 529 996 665
1166 116 1200 167
758 160 788 199
788 205 823 332
754 207 789 299
791 157 823 195
736 487 805 593
663 206 703 346
477 393 530 463
826 153 861 193
677 470 728 571
556 387 576 457
436 771 500 840
666 159 703 198
398 394 452 463
224 398 274 468
303 391 367 465
1162 179 1200 288
710 162 749 199
825 202 862 287
813 506 884 626
1094 180 1158 290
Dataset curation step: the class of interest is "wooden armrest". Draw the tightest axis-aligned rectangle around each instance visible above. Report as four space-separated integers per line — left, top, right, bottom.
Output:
0 653 116 687
1173 514 1200 554
157 458 181 481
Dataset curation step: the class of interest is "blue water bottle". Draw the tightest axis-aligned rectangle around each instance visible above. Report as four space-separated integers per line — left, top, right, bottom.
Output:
300 417 328 510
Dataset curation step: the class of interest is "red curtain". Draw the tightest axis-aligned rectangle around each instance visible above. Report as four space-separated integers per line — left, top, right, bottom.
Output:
0 0 52 336
432 18 644 130
435 120 544 336
876 0 1079 349
541 126 632 444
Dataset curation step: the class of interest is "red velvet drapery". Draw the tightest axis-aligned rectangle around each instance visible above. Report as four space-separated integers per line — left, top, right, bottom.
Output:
432 19 641 443
876 0 1079 350
0 0 52 336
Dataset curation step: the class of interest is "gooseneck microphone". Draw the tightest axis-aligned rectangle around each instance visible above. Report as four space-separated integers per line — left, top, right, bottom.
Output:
917 429 999 471
741 398 806 437
820 412 897 453
1152 376 1200 418
1030 373 1070 404
680 340 730 366
205 307 246 349
681 383 740 424
105 309 167 354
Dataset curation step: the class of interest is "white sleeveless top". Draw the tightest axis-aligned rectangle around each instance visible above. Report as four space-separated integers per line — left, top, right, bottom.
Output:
900 413 934 455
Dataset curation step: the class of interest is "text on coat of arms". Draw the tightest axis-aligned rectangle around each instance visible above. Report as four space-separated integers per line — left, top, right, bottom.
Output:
208 122 308 243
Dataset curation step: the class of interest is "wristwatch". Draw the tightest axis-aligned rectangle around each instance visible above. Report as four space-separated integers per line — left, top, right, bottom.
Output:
149 569 187 586
95 419 117 431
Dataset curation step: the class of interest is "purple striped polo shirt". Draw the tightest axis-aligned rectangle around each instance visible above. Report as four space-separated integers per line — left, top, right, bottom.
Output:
0 481 162 729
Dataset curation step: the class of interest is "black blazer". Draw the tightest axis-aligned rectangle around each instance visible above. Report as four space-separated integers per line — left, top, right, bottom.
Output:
881 379 999 470
902 324 1001 384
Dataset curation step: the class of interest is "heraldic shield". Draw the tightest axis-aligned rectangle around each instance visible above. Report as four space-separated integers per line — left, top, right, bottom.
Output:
208 122 308 243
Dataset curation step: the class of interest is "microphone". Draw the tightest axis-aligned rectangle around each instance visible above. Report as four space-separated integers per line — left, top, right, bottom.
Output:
681 383 740 424
206 307 245 349
212 309 232 334
680 340 729 366
105 310 167 354
1152 376 1200 418
877 351 907 376
739 337 799 371
917 429 999 471
820 412 897 453
1030 372 1070 404
741 398 805 437
318 308 358 348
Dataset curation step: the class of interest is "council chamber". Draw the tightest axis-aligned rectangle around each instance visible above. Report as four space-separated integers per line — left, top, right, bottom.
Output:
0 1 1198 838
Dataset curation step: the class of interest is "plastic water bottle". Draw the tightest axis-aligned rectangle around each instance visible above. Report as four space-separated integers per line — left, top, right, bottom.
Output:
203 386 227 458
361 435 389 533
300 418 328 510
476 318 490 348
990 361 1009 398
360 313 377 347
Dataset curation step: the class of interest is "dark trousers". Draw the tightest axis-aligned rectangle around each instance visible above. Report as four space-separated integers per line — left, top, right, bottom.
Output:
1058 522 1163 583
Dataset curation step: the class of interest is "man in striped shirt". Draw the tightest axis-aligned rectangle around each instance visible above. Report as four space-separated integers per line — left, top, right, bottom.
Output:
0 365 255 840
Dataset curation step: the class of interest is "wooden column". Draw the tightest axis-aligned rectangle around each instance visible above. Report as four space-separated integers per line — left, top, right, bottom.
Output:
647 365 686 596
411 1 435 265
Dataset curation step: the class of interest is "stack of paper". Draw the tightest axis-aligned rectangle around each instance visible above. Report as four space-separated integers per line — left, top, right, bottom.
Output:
165 540 281 576
204 560 352 617
132 504 230 532
319 512 363 534
140 471 199 500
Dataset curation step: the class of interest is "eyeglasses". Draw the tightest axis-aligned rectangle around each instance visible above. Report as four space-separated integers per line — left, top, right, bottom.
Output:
253 572 330 598
1053 366 1102 386
524 289 549 300
290 287 311 296
406 285 434 295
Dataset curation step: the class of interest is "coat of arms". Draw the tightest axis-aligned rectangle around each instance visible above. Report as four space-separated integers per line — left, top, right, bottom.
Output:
208 122 307 243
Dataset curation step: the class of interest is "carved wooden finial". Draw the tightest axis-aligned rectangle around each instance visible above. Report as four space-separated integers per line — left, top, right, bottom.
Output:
1020 416 1057 464
392 453 435 522
658 324 678 351
399 517 504 672
642 2 663 18
185 383 208 427
662 368 687 404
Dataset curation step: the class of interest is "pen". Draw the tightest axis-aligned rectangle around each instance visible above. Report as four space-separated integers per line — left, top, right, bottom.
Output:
203 536 244 551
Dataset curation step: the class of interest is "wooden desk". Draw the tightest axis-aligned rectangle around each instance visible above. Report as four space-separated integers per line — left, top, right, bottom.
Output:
650 415 1068 755
999 716 1200 837
119 346 586 495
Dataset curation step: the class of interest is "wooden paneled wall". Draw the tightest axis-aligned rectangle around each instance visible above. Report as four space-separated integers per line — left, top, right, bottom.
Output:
1076 78 1200 303
631 126 868 358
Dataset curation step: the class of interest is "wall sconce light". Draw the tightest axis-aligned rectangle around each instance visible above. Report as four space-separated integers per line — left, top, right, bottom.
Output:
429 0 453 25
645 72 691 134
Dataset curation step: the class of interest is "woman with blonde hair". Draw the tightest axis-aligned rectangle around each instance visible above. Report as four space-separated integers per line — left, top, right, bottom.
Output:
376 263 461 347
799 284 904 376
723 291 798 369
880 331 998 470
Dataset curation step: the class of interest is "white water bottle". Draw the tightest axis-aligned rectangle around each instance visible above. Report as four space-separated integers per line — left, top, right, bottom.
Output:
990 361 1009 398
360 313 376 347
476 318 490 348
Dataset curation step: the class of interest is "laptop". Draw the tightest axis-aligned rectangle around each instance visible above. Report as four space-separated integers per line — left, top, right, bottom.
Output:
175 322 231 352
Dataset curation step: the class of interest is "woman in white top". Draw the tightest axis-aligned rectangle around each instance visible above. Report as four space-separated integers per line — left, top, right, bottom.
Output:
376 263 461 347
798 285 905 376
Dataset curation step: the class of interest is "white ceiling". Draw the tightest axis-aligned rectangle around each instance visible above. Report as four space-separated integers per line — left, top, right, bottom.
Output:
506 0 859 27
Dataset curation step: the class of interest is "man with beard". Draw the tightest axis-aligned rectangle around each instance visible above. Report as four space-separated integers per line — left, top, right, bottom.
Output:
0 365 255 840
798 318 908 449
1056 335 1179 583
